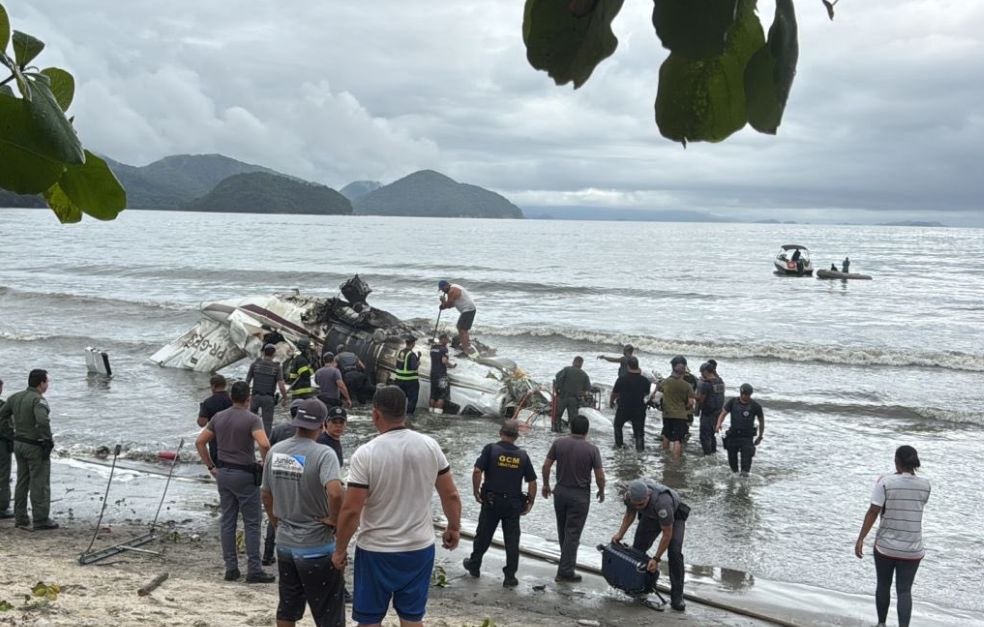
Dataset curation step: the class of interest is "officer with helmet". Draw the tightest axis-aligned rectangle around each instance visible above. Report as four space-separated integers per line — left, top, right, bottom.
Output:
715 383 765 475
288 338 316 400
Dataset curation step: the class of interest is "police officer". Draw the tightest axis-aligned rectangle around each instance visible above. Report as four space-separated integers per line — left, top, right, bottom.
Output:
246 344 290 436
695 362 725 455
336 344 374 405
553 357 591 433
463 420 537 588
0 376 11 519
0 369 58 530
429 333 455 413
288 338 316 400
393 336 421 415
611 479 689 611
715 383 765 475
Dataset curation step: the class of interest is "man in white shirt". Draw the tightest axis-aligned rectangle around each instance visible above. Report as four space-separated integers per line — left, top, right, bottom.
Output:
438 280 478 358
332 386 461 627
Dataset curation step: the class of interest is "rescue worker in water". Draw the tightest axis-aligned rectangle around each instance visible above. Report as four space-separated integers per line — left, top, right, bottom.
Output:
288 338 316 400
393 336 421 416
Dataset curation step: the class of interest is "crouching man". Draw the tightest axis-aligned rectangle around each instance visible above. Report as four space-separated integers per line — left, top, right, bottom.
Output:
610 479 690 611
261 399 345 627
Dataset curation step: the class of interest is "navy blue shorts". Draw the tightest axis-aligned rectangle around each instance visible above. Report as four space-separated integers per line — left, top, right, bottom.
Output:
353 545 435 623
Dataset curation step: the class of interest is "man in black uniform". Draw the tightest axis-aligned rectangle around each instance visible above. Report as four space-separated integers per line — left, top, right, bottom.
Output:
597 344 634 379
246 344 289 437
0 377 10 519
335 345 374 405
715 383 765 475
198 374 232 467
393 336 421 416
316 406 347 466
288 338 316 400
428 334 454 413
695 362 725 455
462 420 537 588
611 479 689 611
609 356 651 451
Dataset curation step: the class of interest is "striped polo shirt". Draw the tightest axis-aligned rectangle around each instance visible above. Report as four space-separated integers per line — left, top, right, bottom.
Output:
871 472 931 560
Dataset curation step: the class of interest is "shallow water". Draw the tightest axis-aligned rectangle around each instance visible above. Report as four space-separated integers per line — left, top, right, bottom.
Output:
1 209 982 615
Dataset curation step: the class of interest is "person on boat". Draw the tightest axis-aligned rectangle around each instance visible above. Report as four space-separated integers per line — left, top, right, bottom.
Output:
830 263 838 272
597 344 634 379
791 248 801 262
855 445 930 627
438 280 478 358
842 257 851 273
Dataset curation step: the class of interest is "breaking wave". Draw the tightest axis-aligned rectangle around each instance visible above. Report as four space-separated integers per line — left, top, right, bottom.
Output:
479 325 984 373
0 285 194 311
766 399 984 426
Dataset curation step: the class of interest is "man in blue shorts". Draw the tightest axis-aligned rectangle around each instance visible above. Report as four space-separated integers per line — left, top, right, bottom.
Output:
332 386 462 627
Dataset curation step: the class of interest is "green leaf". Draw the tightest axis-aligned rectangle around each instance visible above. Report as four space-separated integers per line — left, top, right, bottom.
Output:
652 0 738 61
654 0 763 144
1 4 10 52
744 0 798 134
11 30 44 68
523 0 626 89
58 150 126 220
0 94 66 194
39 67 74 111
24 76 84 164
43 182 83 223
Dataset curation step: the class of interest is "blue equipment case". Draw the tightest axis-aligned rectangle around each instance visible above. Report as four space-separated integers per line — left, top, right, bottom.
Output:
597 542 666 609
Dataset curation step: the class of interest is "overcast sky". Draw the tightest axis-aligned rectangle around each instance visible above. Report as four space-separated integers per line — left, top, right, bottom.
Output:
12 0 984 225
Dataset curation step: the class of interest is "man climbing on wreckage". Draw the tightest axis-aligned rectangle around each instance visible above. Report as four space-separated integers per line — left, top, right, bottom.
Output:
438 280 478 359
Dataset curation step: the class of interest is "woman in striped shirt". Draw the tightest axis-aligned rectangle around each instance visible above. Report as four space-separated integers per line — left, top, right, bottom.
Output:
855 445 931 627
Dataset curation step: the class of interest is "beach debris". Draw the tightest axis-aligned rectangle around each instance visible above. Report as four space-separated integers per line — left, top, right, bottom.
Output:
0 600 13 611
430 565 449 587
32 581 60 601
532 584 546 591
463 620 495 627
137 572 169 597
577 621 601 627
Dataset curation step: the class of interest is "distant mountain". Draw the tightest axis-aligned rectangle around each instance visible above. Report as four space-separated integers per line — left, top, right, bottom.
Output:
353 170 523 219
103 154 276 209
340 180 382 201
0 189 46 208
184 172 353 215
879 220 946 227
525 206 732 222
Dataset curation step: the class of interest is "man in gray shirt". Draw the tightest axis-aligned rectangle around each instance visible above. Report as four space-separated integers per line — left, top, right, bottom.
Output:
314 353 351 408
246 343 289 436
541 414 605 583
195 381 274 583
262 398 345 627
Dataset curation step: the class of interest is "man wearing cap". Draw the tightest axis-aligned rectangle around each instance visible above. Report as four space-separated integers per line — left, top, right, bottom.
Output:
289 339 317 400
317 406 348 466
695 362 725 455
438 280 478 358
429 334 455 414
195 381 275 583
247 344 290 437
262 400 304 566
393 337 421 416
333 386 462 626
542 414 605 583
553 357 591 433
463 420 538 588
609 356 652 451
597 345 634 380
315 354 352 409
715 384 765 475
611 479 689 611
262 398 345 627
657 357 695 459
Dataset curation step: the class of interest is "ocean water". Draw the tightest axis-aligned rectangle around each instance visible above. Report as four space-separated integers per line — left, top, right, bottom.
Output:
1 209 982 617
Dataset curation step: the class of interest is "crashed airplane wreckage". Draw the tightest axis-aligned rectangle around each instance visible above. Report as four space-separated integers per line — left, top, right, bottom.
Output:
151 276 558 420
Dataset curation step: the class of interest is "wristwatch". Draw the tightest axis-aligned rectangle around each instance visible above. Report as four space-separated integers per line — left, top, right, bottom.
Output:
207 464 215 471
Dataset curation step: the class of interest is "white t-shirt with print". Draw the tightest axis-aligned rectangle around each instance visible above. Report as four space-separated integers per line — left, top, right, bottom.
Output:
348 427 450 552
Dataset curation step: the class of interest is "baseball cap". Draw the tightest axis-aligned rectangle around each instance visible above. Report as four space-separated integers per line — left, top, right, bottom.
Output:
406 335 417 344
289 398 305 417
263 343 277 355
327 406 348 421
699 361 712 373
739 383 754 396
670 355 687 367
627 480 649 501
438 280 449 290
297 337 310 348
291 398 328 428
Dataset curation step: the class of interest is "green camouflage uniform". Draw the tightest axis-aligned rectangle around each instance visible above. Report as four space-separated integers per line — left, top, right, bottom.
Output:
0 388 52 525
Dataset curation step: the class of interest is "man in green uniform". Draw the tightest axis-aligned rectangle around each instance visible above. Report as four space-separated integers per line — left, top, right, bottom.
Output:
553 357 591 433
0 376 12 519
657 357 694 460
0 369 58 530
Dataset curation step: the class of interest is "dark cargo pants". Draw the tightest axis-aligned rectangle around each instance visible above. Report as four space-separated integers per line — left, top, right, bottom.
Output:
13 441 51 525
0 437 12 511
613 412 645 451
250 393 276 437
633 512 686 604
553 485 590 578
726 436 755 473
553 397 579 432
699 412 718 455
468 491 525 577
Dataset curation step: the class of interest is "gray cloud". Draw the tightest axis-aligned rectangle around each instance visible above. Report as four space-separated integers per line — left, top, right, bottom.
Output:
11 0 984 224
